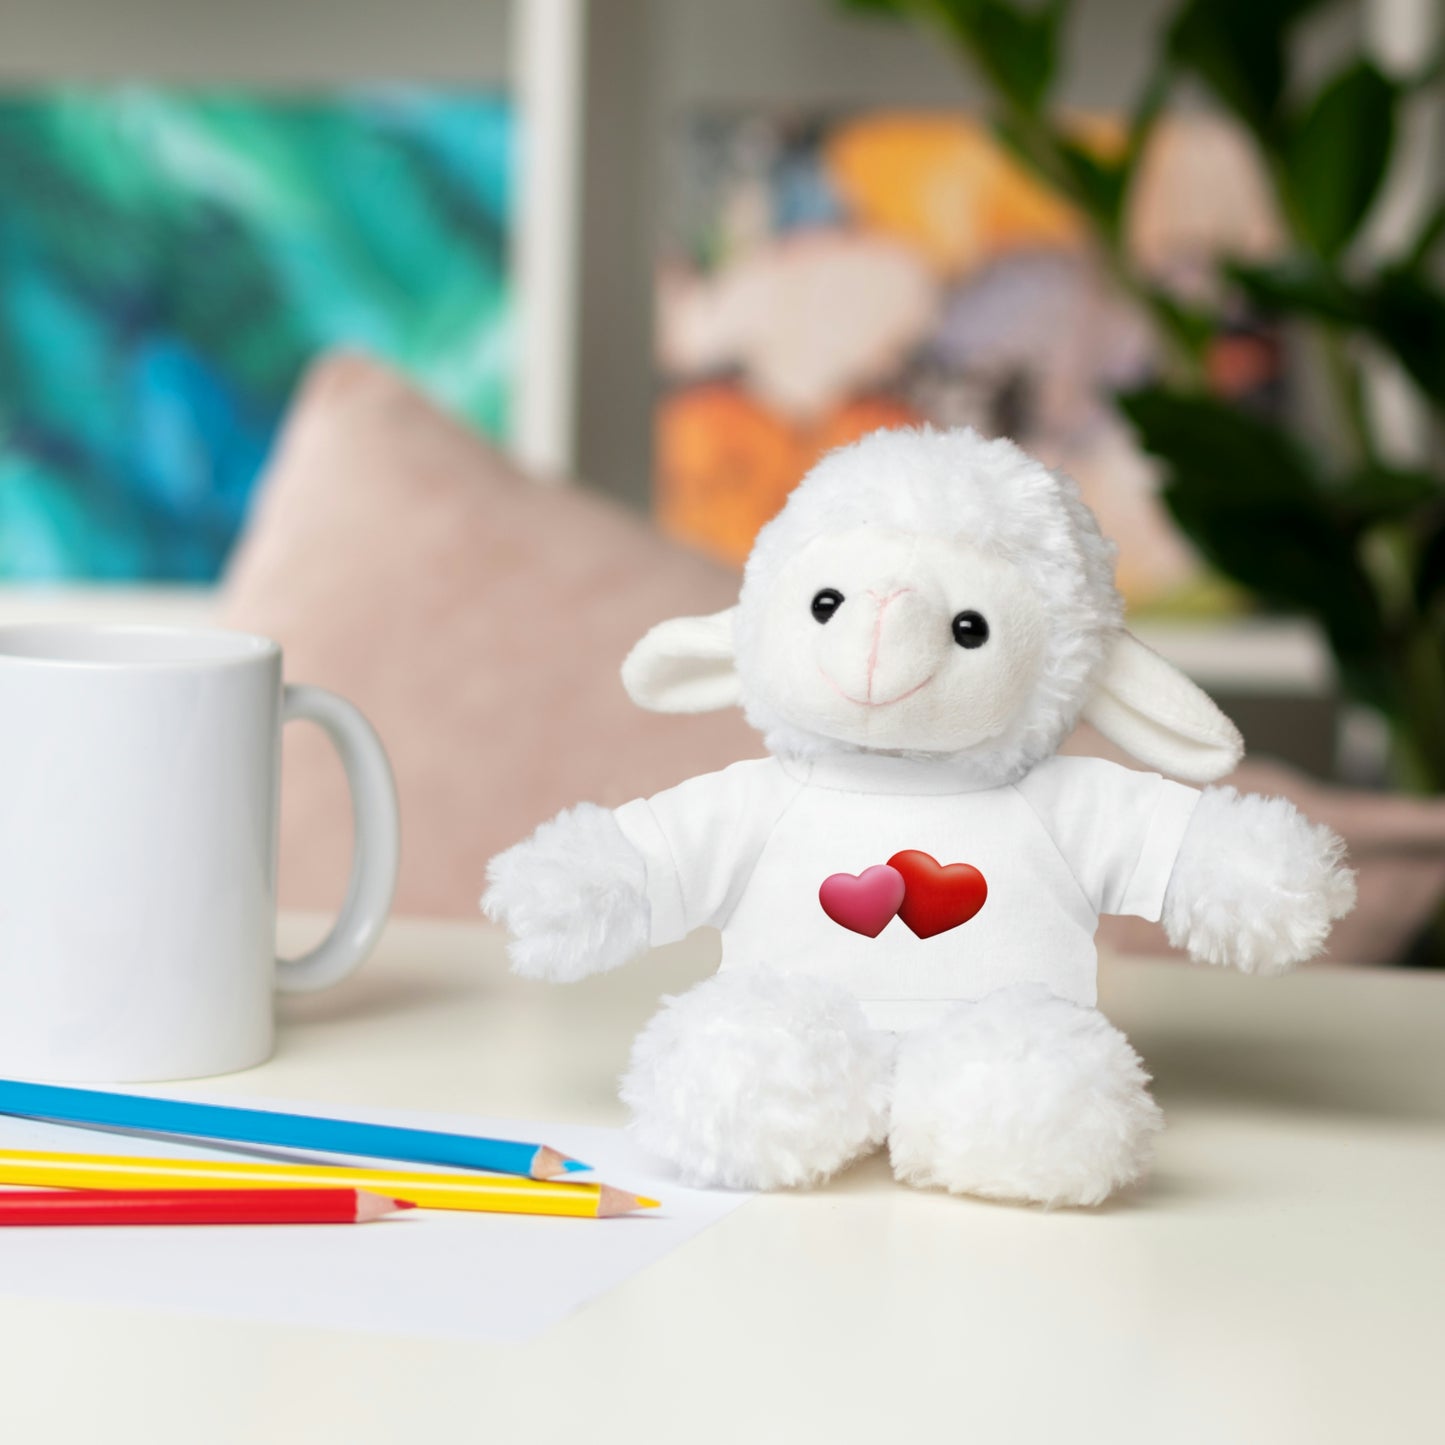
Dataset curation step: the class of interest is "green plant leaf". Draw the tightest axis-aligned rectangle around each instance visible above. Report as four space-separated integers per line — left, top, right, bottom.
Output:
933 0 1071 115
1406 198 1445 269
1332 467 1445 524
1149 291 1219 357
991 112 1059 181
1054 134 1127 232
1164 484 1391 700
1230 260 1445 411
1118 386 1321 503
1119 387 1389 694
1166 0 1332 138
1227 258 1363 323
1367 268 1445 407
837 0 1069 113
1284 60 1397 257
1416 517 1445 613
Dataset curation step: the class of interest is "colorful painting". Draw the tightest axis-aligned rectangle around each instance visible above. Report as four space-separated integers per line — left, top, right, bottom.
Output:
656 111 1285 613
0 87 513 581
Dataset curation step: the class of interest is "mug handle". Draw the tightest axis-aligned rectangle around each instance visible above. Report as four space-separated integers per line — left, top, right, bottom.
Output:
274 685 400 994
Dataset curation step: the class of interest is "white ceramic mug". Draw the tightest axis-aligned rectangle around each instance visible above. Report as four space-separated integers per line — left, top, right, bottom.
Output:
0 624 400 1082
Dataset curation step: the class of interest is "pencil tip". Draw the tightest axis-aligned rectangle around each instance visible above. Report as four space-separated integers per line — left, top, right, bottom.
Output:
356 1191 417 1222
596 1185 659 1217
530 1146 564 1178
532 1147 591 1179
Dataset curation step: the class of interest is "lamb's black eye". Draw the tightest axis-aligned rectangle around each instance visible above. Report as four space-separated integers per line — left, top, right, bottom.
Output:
952 610 989 649
811 588 844 624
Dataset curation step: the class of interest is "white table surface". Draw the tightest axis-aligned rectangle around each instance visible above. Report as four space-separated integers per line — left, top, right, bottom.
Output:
0 917 1441 1445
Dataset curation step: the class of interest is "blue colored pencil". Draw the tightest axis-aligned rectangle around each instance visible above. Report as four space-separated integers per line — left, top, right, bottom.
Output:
0 1078 591 1180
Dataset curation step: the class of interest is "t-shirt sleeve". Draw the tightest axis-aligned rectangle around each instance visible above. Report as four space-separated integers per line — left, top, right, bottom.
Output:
1014 755 1202 921
612 759 797 946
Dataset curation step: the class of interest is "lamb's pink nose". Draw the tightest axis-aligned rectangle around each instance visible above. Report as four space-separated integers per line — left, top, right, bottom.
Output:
863 587 940 703
816 584 945 704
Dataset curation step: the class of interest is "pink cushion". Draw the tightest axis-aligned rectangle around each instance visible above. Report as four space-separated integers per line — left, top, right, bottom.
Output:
220 353 758 918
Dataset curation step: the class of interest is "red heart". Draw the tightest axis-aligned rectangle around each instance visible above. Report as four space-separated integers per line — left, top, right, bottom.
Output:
887 850 988 939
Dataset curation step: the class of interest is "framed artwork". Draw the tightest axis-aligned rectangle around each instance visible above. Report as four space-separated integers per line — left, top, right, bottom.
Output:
0 85 514 580
655 109 1285 614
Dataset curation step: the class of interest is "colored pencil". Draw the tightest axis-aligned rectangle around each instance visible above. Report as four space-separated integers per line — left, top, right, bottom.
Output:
0 1188 412 1226
0 1077 588 1179
0 1151 659 1218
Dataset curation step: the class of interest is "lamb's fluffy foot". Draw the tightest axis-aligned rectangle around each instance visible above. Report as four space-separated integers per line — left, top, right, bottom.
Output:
888 985 1162 1208
621 968 894 1190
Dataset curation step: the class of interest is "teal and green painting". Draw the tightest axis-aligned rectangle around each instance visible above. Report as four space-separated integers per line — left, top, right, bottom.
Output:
0 87 513 580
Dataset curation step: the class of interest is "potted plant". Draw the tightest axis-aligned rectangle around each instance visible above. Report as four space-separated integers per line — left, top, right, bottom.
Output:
843 0 1445 795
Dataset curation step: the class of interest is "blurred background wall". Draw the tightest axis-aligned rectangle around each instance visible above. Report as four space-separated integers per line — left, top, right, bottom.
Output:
577 0 1364 511
1 0 1372 510
3 0 1443 956
0 0 511 84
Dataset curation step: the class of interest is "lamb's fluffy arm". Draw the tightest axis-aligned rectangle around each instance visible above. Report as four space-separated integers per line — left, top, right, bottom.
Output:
484 761 796 982
1162 786 1356 976
482 804 651 982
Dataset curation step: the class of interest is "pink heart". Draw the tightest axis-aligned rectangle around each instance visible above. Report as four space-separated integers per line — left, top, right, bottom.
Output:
819 865 906 938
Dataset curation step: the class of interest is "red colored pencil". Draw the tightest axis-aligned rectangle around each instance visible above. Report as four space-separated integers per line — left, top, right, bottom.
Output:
0 1188 414 1226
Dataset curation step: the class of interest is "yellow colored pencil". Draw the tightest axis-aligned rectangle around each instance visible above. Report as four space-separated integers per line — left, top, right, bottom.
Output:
0 1150 658 1218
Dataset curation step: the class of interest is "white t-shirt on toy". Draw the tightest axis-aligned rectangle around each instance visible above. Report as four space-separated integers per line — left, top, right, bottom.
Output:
613 752 1201 1030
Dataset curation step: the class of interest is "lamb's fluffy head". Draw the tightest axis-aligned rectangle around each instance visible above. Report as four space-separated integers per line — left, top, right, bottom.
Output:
734 426 1118 777
624 426 1243 786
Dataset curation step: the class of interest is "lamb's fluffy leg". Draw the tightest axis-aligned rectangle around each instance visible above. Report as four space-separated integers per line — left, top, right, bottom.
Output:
481 803 650 981
621 969 895 1190
888 986 1162 1208
1163 786 1356 976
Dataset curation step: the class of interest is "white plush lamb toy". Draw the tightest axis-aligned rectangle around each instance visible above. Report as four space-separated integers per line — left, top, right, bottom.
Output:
484 426 1356 1207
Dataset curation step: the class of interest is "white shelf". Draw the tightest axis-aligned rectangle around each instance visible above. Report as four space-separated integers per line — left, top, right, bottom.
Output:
0 587 216 629
1127 618 1335 696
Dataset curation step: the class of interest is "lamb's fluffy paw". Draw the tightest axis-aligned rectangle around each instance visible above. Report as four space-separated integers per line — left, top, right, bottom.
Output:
1163 786 1357 977
621 969 894 1190
888 986 1162 1208
480 803 650 982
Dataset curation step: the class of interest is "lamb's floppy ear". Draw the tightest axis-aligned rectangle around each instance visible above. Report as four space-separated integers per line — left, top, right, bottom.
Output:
621 608 742 713
1080 631 1243 783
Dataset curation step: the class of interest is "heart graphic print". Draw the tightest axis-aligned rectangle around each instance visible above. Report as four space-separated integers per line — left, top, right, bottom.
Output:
818 865 906 938
886 850 988 938
817 851 987 939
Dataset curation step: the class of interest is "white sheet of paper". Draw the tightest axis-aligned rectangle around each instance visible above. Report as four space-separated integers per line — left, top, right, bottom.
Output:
0 1101 750 1342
